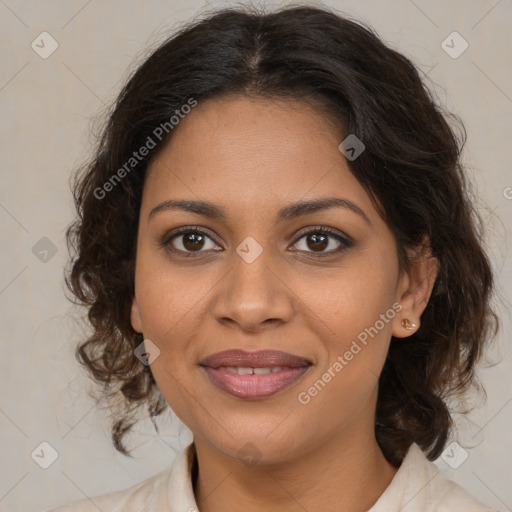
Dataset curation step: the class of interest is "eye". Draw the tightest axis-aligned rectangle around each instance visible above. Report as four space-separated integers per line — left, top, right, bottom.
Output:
161 225 352 258
290 226 352 256
162 226 222 256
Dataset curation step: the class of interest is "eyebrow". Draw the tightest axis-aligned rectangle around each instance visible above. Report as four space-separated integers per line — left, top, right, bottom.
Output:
148 196 372 226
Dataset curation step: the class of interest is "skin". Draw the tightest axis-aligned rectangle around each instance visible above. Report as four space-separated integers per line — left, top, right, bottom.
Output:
130 95 439 512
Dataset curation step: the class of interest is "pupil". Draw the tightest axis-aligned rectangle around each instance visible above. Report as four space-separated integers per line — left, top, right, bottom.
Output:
308 233 327 251
183 232 204 251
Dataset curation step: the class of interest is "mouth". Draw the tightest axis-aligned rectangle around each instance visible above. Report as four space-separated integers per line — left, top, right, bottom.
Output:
199 349 313 399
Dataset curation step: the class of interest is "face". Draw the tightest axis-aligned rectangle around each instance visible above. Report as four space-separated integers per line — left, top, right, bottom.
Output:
130 95 435 464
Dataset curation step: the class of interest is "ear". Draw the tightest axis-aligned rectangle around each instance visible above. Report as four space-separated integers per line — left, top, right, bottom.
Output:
392 241 439 338
130 295 143 334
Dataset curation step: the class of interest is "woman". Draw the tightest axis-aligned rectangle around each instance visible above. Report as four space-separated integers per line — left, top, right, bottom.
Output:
51 4 499 511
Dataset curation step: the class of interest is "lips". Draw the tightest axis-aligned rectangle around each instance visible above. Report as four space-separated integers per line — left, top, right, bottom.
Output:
199 349 312 399
199 349 312 369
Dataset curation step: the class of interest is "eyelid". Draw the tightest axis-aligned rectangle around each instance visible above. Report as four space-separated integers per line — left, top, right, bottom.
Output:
291 225 353 245
161 224 352 256
160 225 223 251
289 226 352 257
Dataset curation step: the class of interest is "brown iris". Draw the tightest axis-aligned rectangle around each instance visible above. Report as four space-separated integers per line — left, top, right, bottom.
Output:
182 232 205 251
306 233 328 252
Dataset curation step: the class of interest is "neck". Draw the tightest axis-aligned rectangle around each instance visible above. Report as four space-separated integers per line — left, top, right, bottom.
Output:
192 428 399 512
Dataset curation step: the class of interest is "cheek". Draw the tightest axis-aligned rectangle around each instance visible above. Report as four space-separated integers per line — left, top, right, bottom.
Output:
134 260 200 413
134 250 212 343
299 275 397 416
305 263 398 338
300 267 399 405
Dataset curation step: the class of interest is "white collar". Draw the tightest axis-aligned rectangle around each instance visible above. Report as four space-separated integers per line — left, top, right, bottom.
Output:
163 441 494 511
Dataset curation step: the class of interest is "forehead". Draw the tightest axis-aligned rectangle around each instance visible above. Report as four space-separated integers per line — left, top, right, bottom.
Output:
143 95 375 222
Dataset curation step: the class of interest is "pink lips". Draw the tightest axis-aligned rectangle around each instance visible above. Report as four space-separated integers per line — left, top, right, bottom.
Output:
200 349 312 399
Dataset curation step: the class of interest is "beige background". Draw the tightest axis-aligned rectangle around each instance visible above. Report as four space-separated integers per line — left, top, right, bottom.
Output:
0 0 511 511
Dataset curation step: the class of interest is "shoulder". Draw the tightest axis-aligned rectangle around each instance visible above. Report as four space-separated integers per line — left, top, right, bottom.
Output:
432 480 499 512
370 443 499 512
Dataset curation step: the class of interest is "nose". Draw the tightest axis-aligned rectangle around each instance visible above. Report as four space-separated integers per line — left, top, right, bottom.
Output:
212 247 295 332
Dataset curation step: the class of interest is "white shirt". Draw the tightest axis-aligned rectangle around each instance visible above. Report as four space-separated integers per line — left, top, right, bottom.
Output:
46 441 498 511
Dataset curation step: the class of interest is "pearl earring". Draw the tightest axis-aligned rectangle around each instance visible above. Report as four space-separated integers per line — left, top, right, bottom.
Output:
401 319 417 330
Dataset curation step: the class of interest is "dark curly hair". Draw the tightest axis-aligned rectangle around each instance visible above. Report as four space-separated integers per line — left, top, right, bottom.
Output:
65 4 499 466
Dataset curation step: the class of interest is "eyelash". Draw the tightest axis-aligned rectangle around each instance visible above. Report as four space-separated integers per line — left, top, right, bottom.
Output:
160 225 352 258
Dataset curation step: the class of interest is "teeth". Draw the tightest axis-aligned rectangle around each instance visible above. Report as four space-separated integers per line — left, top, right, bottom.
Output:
253 367 271 375
219 366 284 375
